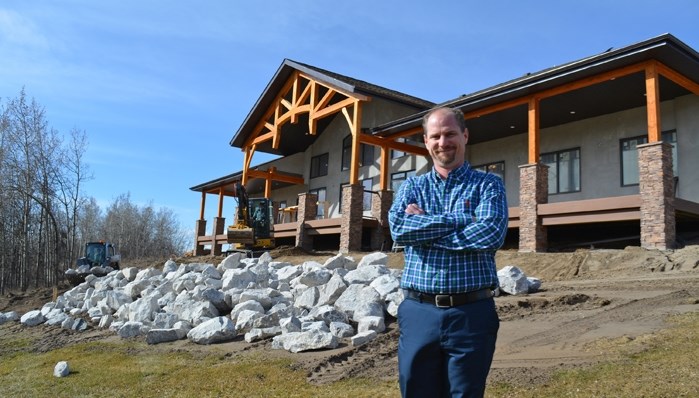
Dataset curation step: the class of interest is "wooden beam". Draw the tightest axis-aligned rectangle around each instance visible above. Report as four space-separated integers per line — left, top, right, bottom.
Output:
199 191 206 220
645 62 661 143
350 102 362 184
379 145 389 190
251 131 275 145
359 133 428 156
247 169 305 184
528 97 540 163
657 62 699 95
217 188 224 218
313 97 357 120
264 167 274 198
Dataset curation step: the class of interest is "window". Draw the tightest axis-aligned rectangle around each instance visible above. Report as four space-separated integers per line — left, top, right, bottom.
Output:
338 179 373 212
310 153 328 178
309 188 326 217
620 131 678 186
391 170 416 192
341 135 374 170
473 161 505 180
541 148 580 194
362 178 373 211
391 137 407 159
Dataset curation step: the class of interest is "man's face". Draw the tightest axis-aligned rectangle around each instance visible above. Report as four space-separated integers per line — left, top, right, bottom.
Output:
423 109 468 172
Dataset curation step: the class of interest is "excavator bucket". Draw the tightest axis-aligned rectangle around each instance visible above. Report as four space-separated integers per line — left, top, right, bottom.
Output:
227 226 255 245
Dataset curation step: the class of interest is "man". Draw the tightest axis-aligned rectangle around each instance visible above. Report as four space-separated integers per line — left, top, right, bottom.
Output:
389 107 508 397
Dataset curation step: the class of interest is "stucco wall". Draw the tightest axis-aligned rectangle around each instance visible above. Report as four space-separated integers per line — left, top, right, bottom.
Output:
673 94 699 201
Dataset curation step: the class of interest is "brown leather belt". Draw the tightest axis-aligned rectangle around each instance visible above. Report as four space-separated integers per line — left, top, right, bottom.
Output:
403 288 494 308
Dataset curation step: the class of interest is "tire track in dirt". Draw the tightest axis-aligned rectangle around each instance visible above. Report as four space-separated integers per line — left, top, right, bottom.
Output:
306 327 399 385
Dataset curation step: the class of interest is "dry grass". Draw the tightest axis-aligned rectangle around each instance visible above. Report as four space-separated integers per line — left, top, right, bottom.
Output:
488 311 699 397
1 312 697 397
0 338 398 397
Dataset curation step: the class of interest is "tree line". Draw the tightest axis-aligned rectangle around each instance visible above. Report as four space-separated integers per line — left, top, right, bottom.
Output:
0 89 188 294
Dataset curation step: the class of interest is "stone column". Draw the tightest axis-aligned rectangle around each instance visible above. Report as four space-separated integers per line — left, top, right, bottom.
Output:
296 192 318 251
194 219 207 255
638 141 675 250
211 217 226 256
518 163 548 252
340 184 364 253
370 189 393 251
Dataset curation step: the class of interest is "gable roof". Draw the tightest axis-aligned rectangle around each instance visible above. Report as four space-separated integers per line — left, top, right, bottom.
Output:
229 59 433 155
371 33 699 143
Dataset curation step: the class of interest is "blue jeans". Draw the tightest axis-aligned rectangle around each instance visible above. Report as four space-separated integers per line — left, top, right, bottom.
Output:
397 296 499 398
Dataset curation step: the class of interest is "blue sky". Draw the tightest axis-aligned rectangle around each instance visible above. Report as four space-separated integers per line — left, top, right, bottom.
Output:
2 0 698 242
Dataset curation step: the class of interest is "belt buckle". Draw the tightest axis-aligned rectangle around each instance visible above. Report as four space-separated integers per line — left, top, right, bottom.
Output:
435 294 452 308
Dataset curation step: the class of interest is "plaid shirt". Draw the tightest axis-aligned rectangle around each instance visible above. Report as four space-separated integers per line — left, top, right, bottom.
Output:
389 163 508 294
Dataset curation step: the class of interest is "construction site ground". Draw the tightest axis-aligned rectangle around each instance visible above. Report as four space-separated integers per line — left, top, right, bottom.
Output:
1 244 699 388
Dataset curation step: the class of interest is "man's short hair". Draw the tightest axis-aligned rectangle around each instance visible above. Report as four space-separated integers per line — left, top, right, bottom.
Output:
422 107 466 133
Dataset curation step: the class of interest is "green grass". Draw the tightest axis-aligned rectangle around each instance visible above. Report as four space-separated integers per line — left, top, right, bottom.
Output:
2 313 698 397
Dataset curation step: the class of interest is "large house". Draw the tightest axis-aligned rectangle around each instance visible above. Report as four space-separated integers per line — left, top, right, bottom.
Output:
191 33 699 255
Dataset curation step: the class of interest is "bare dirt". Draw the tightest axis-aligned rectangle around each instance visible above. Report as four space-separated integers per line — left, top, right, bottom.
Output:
2 245 699 389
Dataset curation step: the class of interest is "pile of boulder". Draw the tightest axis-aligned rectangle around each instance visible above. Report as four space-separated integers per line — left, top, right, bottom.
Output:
6 252 540 353
15 252 404 352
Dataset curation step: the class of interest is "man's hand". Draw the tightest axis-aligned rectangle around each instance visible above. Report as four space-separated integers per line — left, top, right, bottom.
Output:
405 203 424 215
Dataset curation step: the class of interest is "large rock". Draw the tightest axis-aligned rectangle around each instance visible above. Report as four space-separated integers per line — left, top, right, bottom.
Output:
146 328 186 345
357 252 388 267
118 321 148 338
316 273 347 306
344 264 389 284
20 310 45 326
497 265 530 295
272 329 339 353
53 361 70 377
335 285 383 321
187 316 237 344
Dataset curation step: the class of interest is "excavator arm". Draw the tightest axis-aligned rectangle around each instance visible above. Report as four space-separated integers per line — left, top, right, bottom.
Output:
227 182 255 245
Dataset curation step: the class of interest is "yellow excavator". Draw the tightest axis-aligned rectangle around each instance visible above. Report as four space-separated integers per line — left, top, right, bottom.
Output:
227 182 275 251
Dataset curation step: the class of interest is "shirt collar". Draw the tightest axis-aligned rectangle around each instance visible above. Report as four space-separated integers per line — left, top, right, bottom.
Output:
430 162 471 183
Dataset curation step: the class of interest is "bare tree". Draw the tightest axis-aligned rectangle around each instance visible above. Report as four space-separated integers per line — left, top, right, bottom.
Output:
0 89 187 293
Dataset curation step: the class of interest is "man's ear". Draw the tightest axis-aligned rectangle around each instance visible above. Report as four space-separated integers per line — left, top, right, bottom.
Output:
463 128 469 145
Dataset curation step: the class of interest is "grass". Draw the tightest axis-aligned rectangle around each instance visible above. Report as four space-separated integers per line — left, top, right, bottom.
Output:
0 338 398 398
488 311 699 397
1 313 698 397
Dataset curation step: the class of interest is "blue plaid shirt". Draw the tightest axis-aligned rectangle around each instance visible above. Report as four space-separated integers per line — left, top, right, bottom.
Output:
389 163 508 294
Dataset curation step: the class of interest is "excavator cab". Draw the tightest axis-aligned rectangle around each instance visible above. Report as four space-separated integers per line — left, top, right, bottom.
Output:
226 182 274 250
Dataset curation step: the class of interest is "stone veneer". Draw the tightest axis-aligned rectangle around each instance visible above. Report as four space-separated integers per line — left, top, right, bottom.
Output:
638 141 675 249
295 192 318 251
211 217 226 255
370 189 393 251
340 184 364 253
519 163 548 252
194 219 207 256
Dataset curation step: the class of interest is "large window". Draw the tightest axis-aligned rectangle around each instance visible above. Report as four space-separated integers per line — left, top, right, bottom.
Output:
620 130 678 186
341 135 374 170
541 148 580 194
391 170 416 192
338 178 373 212
473 161 505 181
310 153 329 179
309 187 327 217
